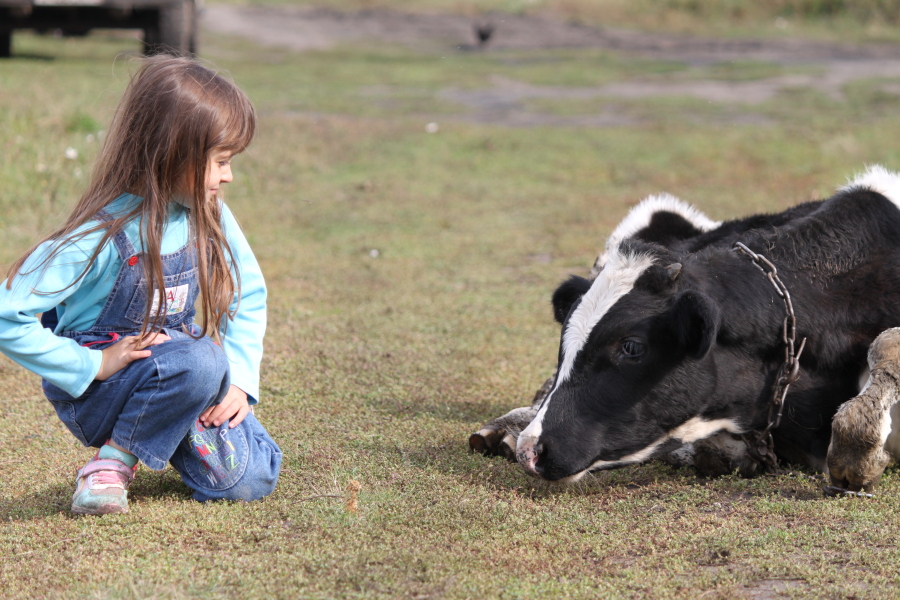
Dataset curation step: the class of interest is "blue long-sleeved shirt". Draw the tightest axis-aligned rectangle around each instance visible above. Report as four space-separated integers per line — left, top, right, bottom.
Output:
0 194 267 403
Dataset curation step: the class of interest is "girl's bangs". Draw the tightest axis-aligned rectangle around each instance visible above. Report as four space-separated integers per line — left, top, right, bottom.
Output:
214 93 255 155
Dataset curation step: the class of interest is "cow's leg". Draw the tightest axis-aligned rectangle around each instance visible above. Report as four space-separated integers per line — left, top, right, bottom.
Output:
827 328 900 491
469 407 538 461
469 372 554 461
657 432 757 477
691 433 756 477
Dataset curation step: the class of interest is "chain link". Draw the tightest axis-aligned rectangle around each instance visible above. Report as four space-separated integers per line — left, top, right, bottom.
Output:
732 242 808 473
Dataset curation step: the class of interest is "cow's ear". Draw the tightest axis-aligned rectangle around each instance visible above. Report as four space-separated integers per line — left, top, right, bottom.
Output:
643 262 683 293
552 276 592 324
671 290 719 359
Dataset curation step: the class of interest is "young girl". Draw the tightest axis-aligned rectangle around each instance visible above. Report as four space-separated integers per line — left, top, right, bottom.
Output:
0 56 281 515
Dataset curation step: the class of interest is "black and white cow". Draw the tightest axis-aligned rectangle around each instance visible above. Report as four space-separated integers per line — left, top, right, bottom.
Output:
473 165 900 482
471 193 734 467
472 191 819 473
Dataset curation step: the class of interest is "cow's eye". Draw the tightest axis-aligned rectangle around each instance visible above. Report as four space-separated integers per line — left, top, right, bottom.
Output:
620 339 645 359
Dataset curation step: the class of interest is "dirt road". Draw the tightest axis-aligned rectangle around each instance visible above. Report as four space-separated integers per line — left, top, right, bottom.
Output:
205 5 900 124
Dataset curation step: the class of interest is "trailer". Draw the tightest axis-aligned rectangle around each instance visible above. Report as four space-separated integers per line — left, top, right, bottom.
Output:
0 0 198 57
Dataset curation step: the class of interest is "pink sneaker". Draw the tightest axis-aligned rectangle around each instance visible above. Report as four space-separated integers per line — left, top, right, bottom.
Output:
71 457 136 515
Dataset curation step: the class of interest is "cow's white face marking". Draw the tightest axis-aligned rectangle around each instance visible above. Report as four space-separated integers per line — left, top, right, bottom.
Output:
841 164 900 209
518 250 656 456
557 417 743 483
559 251 657 387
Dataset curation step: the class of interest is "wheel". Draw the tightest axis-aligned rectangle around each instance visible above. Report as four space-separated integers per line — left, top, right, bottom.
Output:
145 0 196 56
0 31 11 58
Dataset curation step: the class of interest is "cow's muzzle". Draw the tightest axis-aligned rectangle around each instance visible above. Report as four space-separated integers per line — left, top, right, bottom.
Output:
516 434 545 477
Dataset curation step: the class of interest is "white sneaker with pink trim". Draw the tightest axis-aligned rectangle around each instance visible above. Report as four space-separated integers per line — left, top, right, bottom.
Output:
71 458 136 515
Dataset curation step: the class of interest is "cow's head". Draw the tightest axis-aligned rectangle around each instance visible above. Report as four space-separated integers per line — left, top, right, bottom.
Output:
517 241 746 481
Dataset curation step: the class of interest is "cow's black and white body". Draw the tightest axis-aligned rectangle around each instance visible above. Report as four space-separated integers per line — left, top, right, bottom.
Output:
474 166 900 482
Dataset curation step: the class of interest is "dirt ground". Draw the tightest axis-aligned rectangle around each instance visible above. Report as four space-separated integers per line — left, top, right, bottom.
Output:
205 5 900 124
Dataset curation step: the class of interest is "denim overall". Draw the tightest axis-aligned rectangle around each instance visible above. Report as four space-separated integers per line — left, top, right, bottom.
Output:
42 213 281 502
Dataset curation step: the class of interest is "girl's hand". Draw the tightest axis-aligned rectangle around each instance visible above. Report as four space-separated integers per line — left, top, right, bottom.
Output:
96 333 170 381
200 385 251 429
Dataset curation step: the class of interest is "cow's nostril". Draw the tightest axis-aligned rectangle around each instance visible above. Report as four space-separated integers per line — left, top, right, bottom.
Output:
532 442 546 475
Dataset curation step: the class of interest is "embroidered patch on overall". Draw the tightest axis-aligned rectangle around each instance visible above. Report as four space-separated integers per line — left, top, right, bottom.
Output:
180 418 249 491
149 284 190 317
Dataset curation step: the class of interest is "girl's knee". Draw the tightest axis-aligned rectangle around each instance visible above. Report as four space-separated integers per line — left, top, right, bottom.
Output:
221 434 282 501
157 335 229 397
174 415 282 502
192 457 281 502
181 336 227 377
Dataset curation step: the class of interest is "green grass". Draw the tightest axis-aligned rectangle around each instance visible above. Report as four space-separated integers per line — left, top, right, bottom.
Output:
2 9 900 599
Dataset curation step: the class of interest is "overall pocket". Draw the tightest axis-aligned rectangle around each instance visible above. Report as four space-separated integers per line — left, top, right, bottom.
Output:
124 267 197 328
176 419 250 492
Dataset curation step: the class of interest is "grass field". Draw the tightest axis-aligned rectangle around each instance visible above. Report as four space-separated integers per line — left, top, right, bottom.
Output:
2 2 900 598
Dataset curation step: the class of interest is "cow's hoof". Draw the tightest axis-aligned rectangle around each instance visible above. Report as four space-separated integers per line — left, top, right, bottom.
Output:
469 406 538 463
822 484 876 498
469 429 517 462
469 429 499 454
826 326 900 492
826 466 883 494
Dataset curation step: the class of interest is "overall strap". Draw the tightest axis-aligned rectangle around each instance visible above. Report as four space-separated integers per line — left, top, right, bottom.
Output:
95 210 139 261
42 209 133 332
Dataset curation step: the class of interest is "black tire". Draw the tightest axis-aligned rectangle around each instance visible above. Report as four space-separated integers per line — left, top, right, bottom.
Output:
0 31 11 58
144 0 196 56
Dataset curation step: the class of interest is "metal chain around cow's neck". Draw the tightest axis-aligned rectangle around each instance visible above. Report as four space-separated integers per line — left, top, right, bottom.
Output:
732 241 808 473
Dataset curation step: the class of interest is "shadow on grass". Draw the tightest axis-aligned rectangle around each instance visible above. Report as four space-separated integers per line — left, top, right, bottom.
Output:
358 429 835 503
128 465 194 501
0 482 73 520
0 467 192 521
354 432 618 498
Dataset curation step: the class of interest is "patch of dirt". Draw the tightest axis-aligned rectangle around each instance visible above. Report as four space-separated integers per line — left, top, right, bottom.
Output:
205 6 900 61
742 578 806 600
205 6 900 125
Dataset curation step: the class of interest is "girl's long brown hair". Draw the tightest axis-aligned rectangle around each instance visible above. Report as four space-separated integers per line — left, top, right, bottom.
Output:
6 55 256 340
